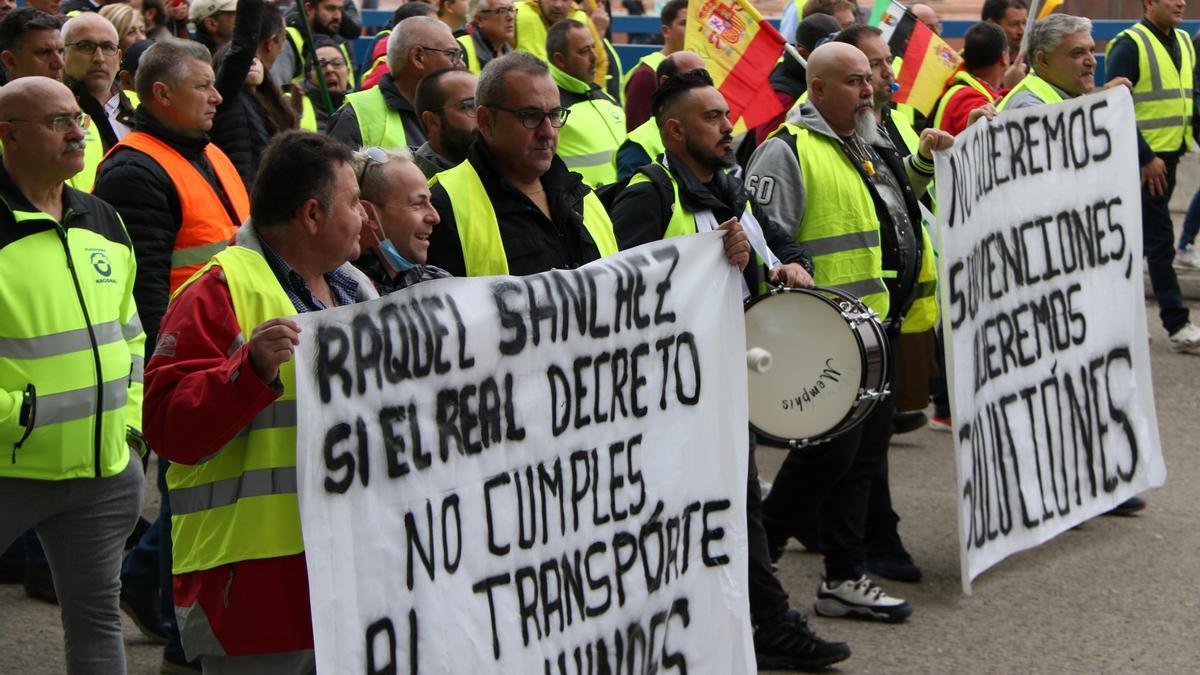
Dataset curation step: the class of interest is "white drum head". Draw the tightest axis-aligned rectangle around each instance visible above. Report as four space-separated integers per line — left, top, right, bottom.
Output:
745 290 865 441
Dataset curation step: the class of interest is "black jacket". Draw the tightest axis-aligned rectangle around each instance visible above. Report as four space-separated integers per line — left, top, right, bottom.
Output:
326 73 426 149
210 0 268 188
609 152 811 294
427 139 605 277
93 108 243 352
302 81 346 133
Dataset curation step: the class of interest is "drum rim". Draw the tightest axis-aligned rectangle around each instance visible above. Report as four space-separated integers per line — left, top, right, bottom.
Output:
745 286 880 446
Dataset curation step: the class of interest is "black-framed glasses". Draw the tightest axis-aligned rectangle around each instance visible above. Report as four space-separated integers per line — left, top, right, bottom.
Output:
490 105 570 129
318 57 347 69
65 40 119 55
419 45 466 64
477 6 516 15
445 97 477 117
5 112 85 133
356 146 389 185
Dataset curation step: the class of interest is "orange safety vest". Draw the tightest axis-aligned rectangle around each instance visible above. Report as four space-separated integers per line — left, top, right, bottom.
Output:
100 132 249 292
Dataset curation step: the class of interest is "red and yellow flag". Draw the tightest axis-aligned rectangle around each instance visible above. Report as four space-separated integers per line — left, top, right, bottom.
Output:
877 1 962 117
685 0 786 130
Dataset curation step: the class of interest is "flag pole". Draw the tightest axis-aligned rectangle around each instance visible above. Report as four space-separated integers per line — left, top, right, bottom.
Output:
784 42 807 68
1018 0 1041 56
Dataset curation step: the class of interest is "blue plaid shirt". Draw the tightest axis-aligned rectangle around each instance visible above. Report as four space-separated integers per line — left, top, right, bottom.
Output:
258 234 360 312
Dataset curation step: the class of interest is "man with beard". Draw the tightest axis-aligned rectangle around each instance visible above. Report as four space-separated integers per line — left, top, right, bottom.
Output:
744 42 952 624
546 18 624 188
424 51 618 276
608 70 852 672
612 49 703 182
276 0 357 88
191 0 238 55
413 68 477 177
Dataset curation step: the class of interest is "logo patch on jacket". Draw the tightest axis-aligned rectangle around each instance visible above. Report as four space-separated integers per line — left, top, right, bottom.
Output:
87 248 116 283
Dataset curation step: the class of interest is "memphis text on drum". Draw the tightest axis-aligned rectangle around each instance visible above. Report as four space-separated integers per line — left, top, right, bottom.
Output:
941 98 1114 230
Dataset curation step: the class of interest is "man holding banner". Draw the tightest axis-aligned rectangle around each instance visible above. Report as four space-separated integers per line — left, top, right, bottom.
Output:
745 42 952 623
142 132 378 670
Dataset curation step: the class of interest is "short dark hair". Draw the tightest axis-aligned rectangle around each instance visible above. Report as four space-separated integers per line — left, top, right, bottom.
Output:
252 131 354 228
660 0 687 27
834 24 882 50
651 68 714 125
962 21 1007 70
981 0 1028 23
477 51 547 107
136 39 212 104
416 67 468 120
545 18 585 60
260 2 284 42
802 0 856 20
388 1 436 29
0 8 62 55
796 12 840 50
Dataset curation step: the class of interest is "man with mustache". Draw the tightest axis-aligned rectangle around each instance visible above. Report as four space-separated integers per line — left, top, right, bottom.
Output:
0 75 146 675
744 41 952 624
413 67 477 177
609 70 852 671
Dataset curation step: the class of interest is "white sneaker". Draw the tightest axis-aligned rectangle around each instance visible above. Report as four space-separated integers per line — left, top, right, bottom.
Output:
813 575 912 623
1168 323 1200 354
1174 245 1200 269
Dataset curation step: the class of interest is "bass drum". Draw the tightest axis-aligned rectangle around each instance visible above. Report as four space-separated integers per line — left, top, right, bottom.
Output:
744 287 890 448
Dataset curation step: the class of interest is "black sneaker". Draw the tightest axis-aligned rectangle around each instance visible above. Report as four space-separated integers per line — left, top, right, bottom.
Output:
120 588 166 643
754 608 851 671
1105 496 1146 516
892 411 928 434
867 549 922 583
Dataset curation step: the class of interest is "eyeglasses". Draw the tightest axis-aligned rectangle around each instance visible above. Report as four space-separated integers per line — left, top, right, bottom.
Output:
357 146 389 185
5 112 85 133
65 40 119 55
419 45 466 64
477 6 516 15
318 58 347 69
445 97 477 117
489 105 570 129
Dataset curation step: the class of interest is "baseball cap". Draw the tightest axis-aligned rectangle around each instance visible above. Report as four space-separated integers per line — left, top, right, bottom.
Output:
190 0 237 23
121 39 155 75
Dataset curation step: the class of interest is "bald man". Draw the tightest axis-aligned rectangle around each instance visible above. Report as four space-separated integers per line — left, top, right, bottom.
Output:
62 12 135 148
910 3 941 35
745 43 953 624
612 49 704 182
328 15 464 150
0 77 146 674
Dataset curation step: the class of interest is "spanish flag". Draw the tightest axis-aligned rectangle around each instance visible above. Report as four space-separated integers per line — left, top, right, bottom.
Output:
877 1 962 117
1038 0 1064 19
685 0 786 130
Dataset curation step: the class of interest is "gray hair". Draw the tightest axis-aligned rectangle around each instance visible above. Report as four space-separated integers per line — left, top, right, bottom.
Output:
352 147 416 203
1028 13 1092 61
386 15 445 75
135 39 212 105
477 51 547 108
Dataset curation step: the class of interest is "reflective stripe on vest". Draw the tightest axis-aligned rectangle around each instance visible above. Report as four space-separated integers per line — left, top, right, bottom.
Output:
430 160 619 276
345 86 409 150
932 71 997 130
166 246 302 575
997 74 1064 111
780 123 890 317
552 65 626 188
101 132 248 293
1105 24 1195 152
0 206 143 480
613 118 665 173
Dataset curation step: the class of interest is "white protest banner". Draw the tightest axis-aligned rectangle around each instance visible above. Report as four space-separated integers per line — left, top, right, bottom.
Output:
934 88 1166 593
293 232 754 674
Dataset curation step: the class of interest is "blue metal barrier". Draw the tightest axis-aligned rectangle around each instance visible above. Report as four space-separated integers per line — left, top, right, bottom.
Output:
351 15 1200 82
